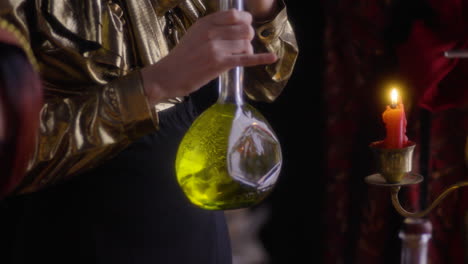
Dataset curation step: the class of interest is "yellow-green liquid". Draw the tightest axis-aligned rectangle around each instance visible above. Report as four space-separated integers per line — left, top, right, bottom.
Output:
175 103 272 210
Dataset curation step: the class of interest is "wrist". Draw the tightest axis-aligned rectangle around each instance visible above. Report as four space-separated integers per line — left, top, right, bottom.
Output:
141 66 168 106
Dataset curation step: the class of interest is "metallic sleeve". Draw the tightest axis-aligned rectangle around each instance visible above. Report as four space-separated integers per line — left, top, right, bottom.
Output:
245 1 299 102
1 1 158 194
1 0 298 195
15 70 157 194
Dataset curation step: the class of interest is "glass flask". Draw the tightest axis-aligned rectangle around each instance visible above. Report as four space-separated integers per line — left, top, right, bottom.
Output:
175 0 282 210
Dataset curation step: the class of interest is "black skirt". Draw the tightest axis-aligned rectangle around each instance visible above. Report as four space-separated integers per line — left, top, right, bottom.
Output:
1 91 232 264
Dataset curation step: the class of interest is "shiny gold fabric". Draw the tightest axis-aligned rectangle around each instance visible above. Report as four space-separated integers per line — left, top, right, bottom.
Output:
0 0 298 194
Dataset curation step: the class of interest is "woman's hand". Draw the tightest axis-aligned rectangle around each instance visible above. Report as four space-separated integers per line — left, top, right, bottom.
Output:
141 9 278 105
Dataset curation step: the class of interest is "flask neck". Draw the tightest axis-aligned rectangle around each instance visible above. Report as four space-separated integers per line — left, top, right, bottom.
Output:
218 67 244 105
217 0 244 105
220 0 243 11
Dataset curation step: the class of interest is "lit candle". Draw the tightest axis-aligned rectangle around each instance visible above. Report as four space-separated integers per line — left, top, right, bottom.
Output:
382 88 408 148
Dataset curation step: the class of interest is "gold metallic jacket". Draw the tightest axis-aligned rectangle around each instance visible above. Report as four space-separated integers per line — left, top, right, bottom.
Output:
0 0 298 195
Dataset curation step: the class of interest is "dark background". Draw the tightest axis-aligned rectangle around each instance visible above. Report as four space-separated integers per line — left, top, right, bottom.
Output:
252 2 326 263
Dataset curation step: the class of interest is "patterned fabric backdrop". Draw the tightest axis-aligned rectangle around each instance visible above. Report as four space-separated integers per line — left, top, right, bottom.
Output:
257 1 467 263
320 0 468 263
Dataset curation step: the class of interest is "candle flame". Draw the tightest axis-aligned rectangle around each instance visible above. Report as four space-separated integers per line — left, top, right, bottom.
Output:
390 88 399 105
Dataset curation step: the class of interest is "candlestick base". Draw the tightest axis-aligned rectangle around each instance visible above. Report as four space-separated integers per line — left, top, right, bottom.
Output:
365 173 423 187
369 141 416 183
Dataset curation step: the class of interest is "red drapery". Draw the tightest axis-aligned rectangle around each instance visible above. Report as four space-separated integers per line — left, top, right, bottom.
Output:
321 0 468 263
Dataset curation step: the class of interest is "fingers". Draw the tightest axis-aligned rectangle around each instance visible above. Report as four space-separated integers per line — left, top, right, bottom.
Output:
207 24 255 41
224 53 278 68
204 38 277 68
202 10 255 41
209 9 253 26
217 39 254 55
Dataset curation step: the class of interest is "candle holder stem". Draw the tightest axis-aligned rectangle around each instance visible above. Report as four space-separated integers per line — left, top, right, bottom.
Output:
390 181 468 218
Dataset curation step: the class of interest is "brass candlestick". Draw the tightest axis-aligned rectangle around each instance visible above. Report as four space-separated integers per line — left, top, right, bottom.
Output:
365 141 468 218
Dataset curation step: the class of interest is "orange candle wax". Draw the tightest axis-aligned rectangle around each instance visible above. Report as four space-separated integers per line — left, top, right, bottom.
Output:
382 89 408 148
